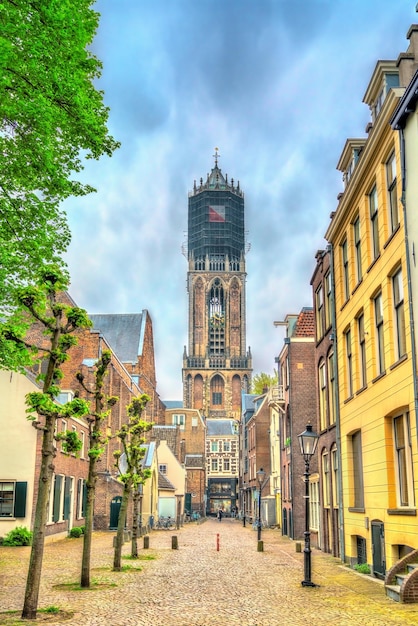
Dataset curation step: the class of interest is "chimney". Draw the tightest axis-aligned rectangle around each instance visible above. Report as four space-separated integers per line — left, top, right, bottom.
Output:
397 25 418 87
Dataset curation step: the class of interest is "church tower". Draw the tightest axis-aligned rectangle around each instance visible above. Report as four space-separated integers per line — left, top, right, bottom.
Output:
183 150 252 420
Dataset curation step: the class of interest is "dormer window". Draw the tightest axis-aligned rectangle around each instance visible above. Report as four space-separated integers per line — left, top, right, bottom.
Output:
364 63 400 124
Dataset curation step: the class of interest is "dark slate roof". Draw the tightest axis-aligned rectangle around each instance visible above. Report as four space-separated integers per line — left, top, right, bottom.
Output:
150 425 179 456
293 307 315 338
158 472 176 490
163 400 184 409
89 313 146 363
242 392 257 412
206 419 237 437
185 454 205 469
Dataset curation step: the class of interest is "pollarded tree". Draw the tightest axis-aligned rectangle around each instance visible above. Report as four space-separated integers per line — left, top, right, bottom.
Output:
75 351 118 588
113 395 153 571
0 267 92 620
0 0 120 312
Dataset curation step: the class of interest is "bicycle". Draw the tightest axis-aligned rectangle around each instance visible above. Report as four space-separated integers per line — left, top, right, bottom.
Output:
155 516 175 530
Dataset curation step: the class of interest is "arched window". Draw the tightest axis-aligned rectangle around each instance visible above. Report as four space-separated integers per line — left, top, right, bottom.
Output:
209 279 225 355
194 374 203 410
210 374 224 408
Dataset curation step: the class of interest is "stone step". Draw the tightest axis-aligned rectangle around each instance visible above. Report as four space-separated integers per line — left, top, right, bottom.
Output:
386 584 401 602
407 563 418 573
395 573 406 586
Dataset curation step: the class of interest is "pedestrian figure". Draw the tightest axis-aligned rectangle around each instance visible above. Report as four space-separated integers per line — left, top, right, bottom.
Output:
218 508 223 522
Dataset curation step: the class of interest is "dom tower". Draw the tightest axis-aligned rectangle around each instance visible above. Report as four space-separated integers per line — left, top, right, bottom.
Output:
183 151 252 421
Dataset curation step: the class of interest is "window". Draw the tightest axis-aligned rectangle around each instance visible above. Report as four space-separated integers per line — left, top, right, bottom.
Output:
52 474 65 522
211 375 224 406
369 186 380 260
309 479 320 531
357 313 367 389
328 351 336 425
351 431 364 509
393 269 406 360
345 328 353 398
386 152 398 233
191 417 198 428
318 361 326 430
172 414 185 430
60 419 67 452
353 216 362 283
0 482 27 518
331 446 339 508
76 478 86 519
211 441 218 452
223 441 230 452
223 458 230 472
322 451 330 507
325 272 332 329
159 464 168 475
80 431 85 459
315 285 324 339
393 413 414 507
211 458 218 472
374 292 385 375
341 239 350 301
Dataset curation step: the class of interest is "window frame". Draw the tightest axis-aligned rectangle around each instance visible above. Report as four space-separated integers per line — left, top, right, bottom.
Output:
341 238 350 301
386 151 399 233
392 269 406 360
393 413 414 508
369 185 380 261
357 312 367 389
344 327 353 398
353 215 362 284
374 292 385 375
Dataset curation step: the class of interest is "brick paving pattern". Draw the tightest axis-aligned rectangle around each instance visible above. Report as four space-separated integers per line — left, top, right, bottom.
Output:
1 518 418 625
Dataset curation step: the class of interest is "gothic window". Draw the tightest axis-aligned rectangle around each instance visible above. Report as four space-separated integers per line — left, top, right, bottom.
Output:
211 374 224 408
209 279 225 355
232 375 241 410
194 374 203 410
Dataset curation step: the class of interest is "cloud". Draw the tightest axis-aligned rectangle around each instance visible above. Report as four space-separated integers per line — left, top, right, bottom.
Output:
65 0 415 397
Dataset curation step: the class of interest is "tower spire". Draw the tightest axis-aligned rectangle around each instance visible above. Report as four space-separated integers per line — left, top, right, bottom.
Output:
213 147 220 168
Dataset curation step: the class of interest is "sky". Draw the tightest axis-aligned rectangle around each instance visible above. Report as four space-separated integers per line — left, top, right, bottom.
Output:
64 0 416 400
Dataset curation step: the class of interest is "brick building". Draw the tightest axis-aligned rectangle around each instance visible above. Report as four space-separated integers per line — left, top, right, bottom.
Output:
311 248 341 557
275 308 317 542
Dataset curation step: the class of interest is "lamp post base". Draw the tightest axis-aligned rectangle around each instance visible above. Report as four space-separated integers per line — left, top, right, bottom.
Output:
301 580 319 587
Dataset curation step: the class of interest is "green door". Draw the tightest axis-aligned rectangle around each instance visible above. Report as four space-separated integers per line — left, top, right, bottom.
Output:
109 496 122 530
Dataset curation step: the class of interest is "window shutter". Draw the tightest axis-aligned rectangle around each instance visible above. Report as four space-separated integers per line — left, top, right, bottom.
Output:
82 480 87 517
14 482 27 518
53 475 62 522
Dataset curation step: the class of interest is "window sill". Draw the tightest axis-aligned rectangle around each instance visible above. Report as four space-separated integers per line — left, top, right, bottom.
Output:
390 354 408 371
366 254 381 274
351 279 363 296
383 224 400 249
348 507 365 513
356 385 368 396
0 517 16 521
343 394 354 404
372 371 386 384
387 508 416 516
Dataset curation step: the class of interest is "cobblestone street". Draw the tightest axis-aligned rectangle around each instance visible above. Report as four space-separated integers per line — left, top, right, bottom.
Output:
1 518 418 625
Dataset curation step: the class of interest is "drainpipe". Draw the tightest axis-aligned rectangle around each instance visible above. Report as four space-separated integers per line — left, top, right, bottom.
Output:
327 242 345 563
399 127 418 440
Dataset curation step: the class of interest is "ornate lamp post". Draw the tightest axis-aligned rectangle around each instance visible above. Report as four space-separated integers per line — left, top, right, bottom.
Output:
256 468 266 542
297 424 319 587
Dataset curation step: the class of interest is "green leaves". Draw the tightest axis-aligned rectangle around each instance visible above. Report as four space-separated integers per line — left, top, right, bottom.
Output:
0 0 120 310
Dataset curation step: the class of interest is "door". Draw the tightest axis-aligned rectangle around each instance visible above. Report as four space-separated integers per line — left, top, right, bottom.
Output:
109 496 122 530
371 521 385 579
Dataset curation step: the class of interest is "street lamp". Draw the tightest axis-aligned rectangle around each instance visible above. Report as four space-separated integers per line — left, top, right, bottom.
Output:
256 468 266 542
297 424 319 587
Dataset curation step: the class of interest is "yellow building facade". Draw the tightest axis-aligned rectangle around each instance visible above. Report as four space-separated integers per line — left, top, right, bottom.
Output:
326 60 418 575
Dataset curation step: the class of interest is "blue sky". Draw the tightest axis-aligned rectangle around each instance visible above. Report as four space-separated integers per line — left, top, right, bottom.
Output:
64 0 416 399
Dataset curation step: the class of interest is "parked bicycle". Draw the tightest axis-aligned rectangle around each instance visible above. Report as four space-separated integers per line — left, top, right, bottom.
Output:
155 516 175 530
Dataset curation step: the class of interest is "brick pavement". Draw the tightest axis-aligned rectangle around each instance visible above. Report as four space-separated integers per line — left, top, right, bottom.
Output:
1 518 418 625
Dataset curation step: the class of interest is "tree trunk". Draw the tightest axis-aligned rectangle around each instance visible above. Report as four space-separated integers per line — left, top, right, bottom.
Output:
22 329 61 620
113 486 130 571
22 415 56 619
80 458 97 587
131 490 139 558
